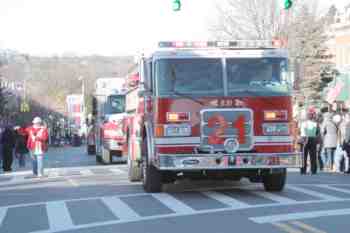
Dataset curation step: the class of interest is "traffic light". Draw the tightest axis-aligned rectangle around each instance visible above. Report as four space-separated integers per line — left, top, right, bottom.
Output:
284 0 292 10
173 0 181 11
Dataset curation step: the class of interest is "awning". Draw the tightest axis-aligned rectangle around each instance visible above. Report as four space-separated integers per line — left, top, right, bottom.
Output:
325 73 350 103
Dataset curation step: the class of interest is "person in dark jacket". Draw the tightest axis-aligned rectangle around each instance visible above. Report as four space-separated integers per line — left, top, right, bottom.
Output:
300 110 320 175
1 126 16 172
14 125 29 168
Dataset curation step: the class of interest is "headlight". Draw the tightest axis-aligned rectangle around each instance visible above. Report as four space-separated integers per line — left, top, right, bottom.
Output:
164 124 191 137
263 123 289 135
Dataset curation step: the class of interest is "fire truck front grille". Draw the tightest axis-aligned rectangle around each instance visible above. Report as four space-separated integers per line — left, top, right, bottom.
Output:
200 109 253 152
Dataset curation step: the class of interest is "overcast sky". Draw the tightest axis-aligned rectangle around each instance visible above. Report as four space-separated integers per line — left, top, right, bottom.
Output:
0 0 348 56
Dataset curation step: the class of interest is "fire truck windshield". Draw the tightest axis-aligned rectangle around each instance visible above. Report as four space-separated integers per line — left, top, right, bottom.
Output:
156 58 224 96
108 95 125 114
227 58 290 95
155 57 290 97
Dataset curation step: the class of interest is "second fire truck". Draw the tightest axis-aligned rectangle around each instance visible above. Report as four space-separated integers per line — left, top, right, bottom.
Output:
126 41 301 192
91 77 127 164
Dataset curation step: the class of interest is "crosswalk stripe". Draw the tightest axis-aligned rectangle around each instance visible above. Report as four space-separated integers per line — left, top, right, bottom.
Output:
250 208 350 224
250 191 297 204
48 171 59 178
11 175 24 183
318 185 350 195
201 191 249 209
151 193 196 214
46 201 74 232
272 222 304 233
0 207 7 226
101 197 140 220
290 221 327 233
287 185 341 201
80 170 94 176
109 168 125 175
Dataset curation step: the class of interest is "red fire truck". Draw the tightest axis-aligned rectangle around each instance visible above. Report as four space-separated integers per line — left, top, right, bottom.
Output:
92 77 127 164
126 41 301 193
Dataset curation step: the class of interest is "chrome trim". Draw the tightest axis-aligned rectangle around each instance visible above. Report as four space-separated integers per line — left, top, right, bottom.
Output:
154 137 201 145
156 152 301 170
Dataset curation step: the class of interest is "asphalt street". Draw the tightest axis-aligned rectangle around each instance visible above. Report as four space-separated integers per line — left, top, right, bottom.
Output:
0 146 350 233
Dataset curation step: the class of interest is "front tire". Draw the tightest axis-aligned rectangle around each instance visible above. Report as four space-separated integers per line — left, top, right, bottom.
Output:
262 169 287 192
141 137 162 192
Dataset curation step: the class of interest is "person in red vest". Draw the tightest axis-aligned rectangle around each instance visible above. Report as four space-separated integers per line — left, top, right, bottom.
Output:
27 117 48 177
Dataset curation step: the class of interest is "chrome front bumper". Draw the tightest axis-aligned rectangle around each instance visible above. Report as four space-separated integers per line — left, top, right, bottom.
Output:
103 139 124 151
155 152 302 171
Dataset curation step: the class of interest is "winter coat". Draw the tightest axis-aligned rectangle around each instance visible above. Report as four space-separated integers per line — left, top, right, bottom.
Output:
321 119 338 148
15 128 29 154
26 126 49 154
1 127 15 150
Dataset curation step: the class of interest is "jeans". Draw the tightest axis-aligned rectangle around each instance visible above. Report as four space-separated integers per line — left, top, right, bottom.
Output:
323 147 336 169
32 153 44 176
334 146 344 172
17 153 26 167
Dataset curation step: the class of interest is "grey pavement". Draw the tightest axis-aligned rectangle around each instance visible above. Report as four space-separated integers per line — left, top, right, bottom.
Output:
0 146 350 233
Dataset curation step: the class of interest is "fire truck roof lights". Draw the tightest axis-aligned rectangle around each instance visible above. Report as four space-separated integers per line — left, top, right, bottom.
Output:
158 40 284 49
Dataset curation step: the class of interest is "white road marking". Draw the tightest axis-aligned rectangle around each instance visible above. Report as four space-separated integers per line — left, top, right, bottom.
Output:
101 197 140 220
11 175 24 183
109 168 126 175
152 193 196 214
250 191 297 204
48 171 59 178
0 207 7 227
287 185 341 201
67 178 79 187
46 201 74 232
80 169 94 176
318 185 350 195
272 222 304 233
201 191 249 209
250 208 350 224
290 221 327 233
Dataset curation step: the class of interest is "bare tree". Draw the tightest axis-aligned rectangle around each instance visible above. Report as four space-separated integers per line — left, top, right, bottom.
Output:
211 0 334 104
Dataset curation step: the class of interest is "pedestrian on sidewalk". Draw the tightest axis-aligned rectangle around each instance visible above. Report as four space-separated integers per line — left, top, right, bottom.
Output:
27 117 49 177
316 113 324 171
14 125 29 168
340 113 350 173
0 125 4 170
1 126 16 172
300 110 320 175
321 113 338 171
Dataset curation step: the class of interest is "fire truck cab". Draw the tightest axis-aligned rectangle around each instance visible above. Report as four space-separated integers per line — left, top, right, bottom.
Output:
126 41 301 193
92 77 127 164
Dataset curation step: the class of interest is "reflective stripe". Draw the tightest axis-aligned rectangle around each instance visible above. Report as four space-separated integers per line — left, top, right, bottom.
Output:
254 136 293 143
155 136 292 145
154 137 200 145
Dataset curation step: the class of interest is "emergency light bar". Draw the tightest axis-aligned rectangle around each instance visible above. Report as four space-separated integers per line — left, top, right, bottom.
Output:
158 40 284 49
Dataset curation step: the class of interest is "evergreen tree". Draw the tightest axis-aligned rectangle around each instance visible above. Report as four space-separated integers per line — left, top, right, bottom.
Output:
0 79 8 117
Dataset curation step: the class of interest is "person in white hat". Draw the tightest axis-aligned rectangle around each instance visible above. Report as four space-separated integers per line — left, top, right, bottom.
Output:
27 117 48 177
